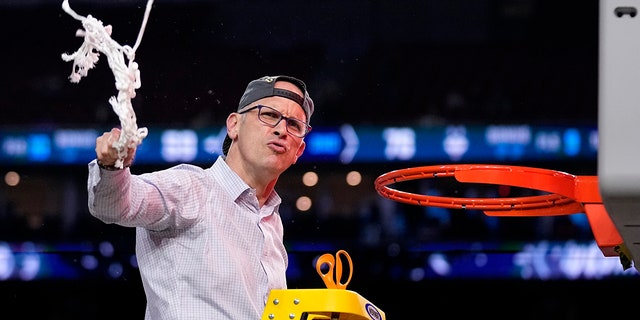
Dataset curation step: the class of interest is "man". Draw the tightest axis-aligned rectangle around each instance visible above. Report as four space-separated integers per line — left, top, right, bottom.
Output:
88 75 314 319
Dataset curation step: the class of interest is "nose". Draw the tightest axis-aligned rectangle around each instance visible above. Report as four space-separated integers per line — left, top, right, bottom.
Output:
273 118 287 135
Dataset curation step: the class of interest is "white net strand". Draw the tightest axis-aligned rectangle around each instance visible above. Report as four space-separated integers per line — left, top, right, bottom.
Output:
61 0 154 168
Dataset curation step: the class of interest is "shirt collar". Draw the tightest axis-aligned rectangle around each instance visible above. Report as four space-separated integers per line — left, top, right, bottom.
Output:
210 156 282 207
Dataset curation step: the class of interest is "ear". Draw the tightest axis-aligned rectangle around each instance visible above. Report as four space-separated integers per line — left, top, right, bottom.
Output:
292 140 306 164
226 113 240 139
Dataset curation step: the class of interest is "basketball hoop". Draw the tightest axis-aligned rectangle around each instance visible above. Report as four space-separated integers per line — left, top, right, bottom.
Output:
375 164 599 216
375 164 626 261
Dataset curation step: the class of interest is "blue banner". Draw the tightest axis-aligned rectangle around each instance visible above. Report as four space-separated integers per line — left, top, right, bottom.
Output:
0 124 598 166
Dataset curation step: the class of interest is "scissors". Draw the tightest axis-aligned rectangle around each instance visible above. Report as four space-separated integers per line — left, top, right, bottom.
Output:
315 249 353 290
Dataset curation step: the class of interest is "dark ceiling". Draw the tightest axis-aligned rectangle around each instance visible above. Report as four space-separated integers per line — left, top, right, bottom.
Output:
2 0 599 128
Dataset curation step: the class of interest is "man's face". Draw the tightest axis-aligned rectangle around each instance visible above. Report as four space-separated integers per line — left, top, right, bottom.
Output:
228 81 307 176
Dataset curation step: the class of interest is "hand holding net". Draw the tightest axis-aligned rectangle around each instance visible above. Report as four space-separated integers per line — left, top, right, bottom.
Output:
61 0 154 168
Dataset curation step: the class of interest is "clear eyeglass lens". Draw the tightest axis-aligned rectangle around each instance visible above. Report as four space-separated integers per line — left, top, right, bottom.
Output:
258 106 308 137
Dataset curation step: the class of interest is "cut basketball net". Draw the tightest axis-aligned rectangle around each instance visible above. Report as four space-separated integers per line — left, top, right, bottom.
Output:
61 0 154 169
375 164 632 269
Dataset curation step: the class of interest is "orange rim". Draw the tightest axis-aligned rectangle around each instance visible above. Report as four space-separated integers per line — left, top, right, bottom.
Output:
374 164 599 216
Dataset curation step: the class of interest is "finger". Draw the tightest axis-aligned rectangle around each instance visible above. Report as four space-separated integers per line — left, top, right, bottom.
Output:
95 129 121 165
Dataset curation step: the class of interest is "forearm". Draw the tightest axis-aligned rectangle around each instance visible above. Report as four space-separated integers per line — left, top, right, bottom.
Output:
87 159 134 225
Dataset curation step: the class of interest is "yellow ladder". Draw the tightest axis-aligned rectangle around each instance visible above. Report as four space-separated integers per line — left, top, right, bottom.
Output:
262 288 385 320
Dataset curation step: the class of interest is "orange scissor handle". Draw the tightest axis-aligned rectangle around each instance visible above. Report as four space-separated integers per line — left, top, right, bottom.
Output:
315 250 353 289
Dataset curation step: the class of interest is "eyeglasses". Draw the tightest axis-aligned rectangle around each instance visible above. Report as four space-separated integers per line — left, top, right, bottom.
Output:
239 105 312 138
